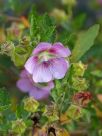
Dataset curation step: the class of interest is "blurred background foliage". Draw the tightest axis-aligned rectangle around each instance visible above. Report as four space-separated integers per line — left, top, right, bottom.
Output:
0 0 102 135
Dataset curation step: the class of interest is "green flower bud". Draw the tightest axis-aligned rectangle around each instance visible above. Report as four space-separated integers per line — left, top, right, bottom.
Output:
72 77 88 91
72 62 87 77
50 8 68 22
7 22 23 40
48 114 59 123
11 44 32 67
20 36 30 45
39 105 47 113
62 0 76 6
12 119 26 134
67 105 83 120
45 105 59 123
23 97 39 113
0 42 14 56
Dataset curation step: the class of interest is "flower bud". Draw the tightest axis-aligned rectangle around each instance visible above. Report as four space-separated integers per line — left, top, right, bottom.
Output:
45 105 59 123
7 22 24 40
48 114 59 123
72 62 87 77
50 8 68 22
12 119 26 134
0 42 14 56
23 97 39 113
62 0 76 6
72 77 88 91
20 36 30 45
66 105 83 120
73 92 92 107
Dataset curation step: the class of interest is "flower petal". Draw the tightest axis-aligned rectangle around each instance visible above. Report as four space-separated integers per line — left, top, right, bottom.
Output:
25 56 38 74
49 58 69 79
32 62 53 83
29 82 54 100
51 42 71 57
33 42 52 55
20 70 28 78
17 78 32 93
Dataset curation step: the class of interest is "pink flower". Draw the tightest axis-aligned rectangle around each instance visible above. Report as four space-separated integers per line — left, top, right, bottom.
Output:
25 42 71 83
17 70 54 100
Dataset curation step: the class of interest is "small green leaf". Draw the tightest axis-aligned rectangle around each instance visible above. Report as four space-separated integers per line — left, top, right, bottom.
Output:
71 24 100 62
24 119 33 127
16 103 29 119
51 88 58 102
29 6 37 40
0 123 11 134
30 14 37 40
39 115 48 126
